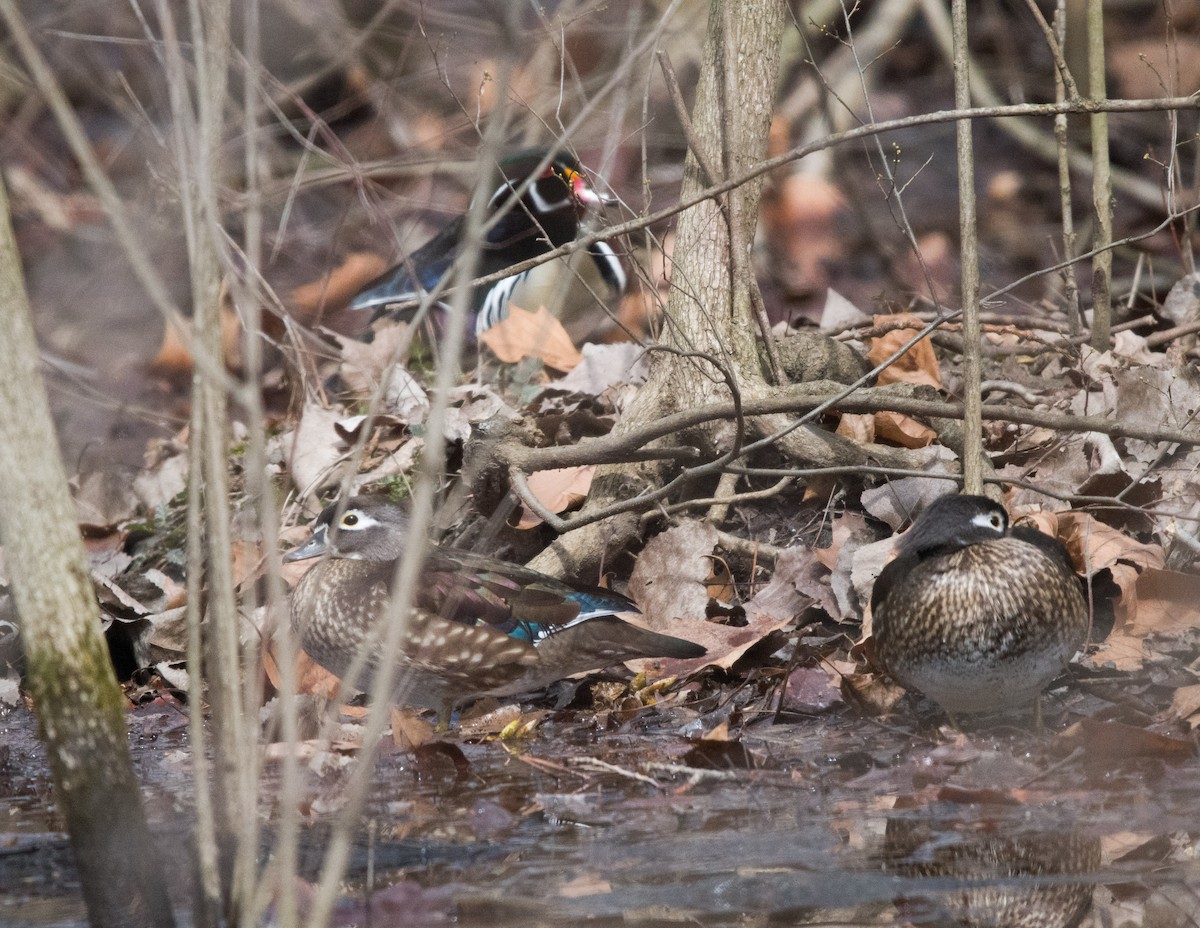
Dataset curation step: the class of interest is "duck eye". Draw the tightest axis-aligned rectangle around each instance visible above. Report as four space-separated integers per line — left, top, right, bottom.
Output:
342 513 359 527
990 514 1003 528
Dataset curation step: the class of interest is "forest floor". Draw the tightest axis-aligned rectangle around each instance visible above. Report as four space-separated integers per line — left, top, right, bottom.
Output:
3 1 1200 925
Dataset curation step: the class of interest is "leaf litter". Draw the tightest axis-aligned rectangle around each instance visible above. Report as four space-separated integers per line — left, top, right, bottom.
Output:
7 9 1200 923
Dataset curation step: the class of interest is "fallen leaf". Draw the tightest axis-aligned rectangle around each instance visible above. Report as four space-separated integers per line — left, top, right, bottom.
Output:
1058 510 1163 576
819 288 871 334
479 304 582 371
1121 568 1200 637
74 469 141 532
629 545 812 675
263 645 343 700
391 707 435 750
1060 717 1194 761
628 520 719 630
873 410 936 448
514 465 595 528
780 665 844 713
1168 683 1200 726
288 252 389 323
329 323 416 397
705 555 736 603
553 342 649 393
286 402 351 495
836 412 874 443
151 281 242 373
132 450 188 512
867 313 943 388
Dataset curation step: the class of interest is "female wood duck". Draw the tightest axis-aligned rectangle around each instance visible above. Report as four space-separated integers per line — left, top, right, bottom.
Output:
285 495 704 721
870 494 1088 721
350 149 626 340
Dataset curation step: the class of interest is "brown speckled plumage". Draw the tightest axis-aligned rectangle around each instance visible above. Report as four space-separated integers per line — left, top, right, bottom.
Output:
290 557 537 710
885 817 1100 927
286 496 705 718
871 495 1088 716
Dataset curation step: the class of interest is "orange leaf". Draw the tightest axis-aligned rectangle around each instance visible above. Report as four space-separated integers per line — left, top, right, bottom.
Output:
836 412 875 443
1169 683 1200 725
479 304 582 371
1060 717 1194 761
288 252 389 323
514 465 595 528
1058 511 1164 575
873 410 935 448
262 646 343 699
866 313 942 388
1122 568 1200 637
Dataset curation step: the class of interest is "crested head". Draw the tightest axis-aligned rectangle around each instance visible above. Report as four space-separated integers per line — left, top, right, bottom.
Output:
897 494 1008 558
285 494 411 563
487 148 606 215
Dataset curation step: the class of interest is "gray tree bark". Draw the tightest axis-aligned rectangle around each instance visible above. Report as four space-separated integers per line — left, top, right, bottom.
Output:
0 177 176 926
531 0 790 577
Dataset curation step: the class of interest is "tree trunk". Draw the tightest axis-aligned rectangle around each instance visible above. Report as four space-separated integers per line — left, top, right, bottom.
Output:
531 0 788 577
0 178 176 925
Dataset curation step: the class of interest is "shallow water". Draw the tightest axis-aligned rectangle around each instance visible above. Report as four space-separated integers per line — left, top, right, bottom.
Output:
3 700 1198 927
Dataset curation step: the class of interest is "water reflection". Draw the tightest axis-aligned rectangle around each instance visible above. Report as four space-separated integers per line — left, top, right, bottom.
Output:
884 815 1101 927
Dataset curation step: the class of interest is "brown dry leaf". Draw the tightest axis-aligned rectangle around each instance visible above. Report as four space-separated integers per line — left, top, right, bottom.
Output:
1017 510 1058 538
132 448 188 513
837 654 907 715
74 469 141 532
705 556 736 602
776 546 838 620
1121 568 1200 636
812 510 880 622
1068 515 1171 672
1056 511 1165 646
627 520 719 630
861 475 954 532
814 512 858 571
479 304 582 371
873 410 935 448
867 313 943 388
836 412 874 443
1083 625 1148 672
780 664 844 713
288 252 389 323
327 324 417 401
514 465 594 529
262 646 343 700
1057 510 1163 575
553 342 649 394
391 707 435 751
151 285 241 374
286 402 351 495
231 539 263 589
627 529 808 676
1060 717 1194 761
1168 683 1200 727
700 719 733 742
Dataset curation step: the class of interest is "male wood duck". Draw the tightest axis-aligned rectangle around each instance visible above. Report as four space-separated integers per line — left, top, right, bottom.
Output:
870 494 1088 721
285 495 704 721
350 149 626 340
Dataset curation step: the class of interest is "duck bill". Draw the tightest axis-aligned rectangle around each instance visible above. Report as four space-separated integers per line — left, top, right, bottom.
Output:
284 524 329 562
570 171 614 206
